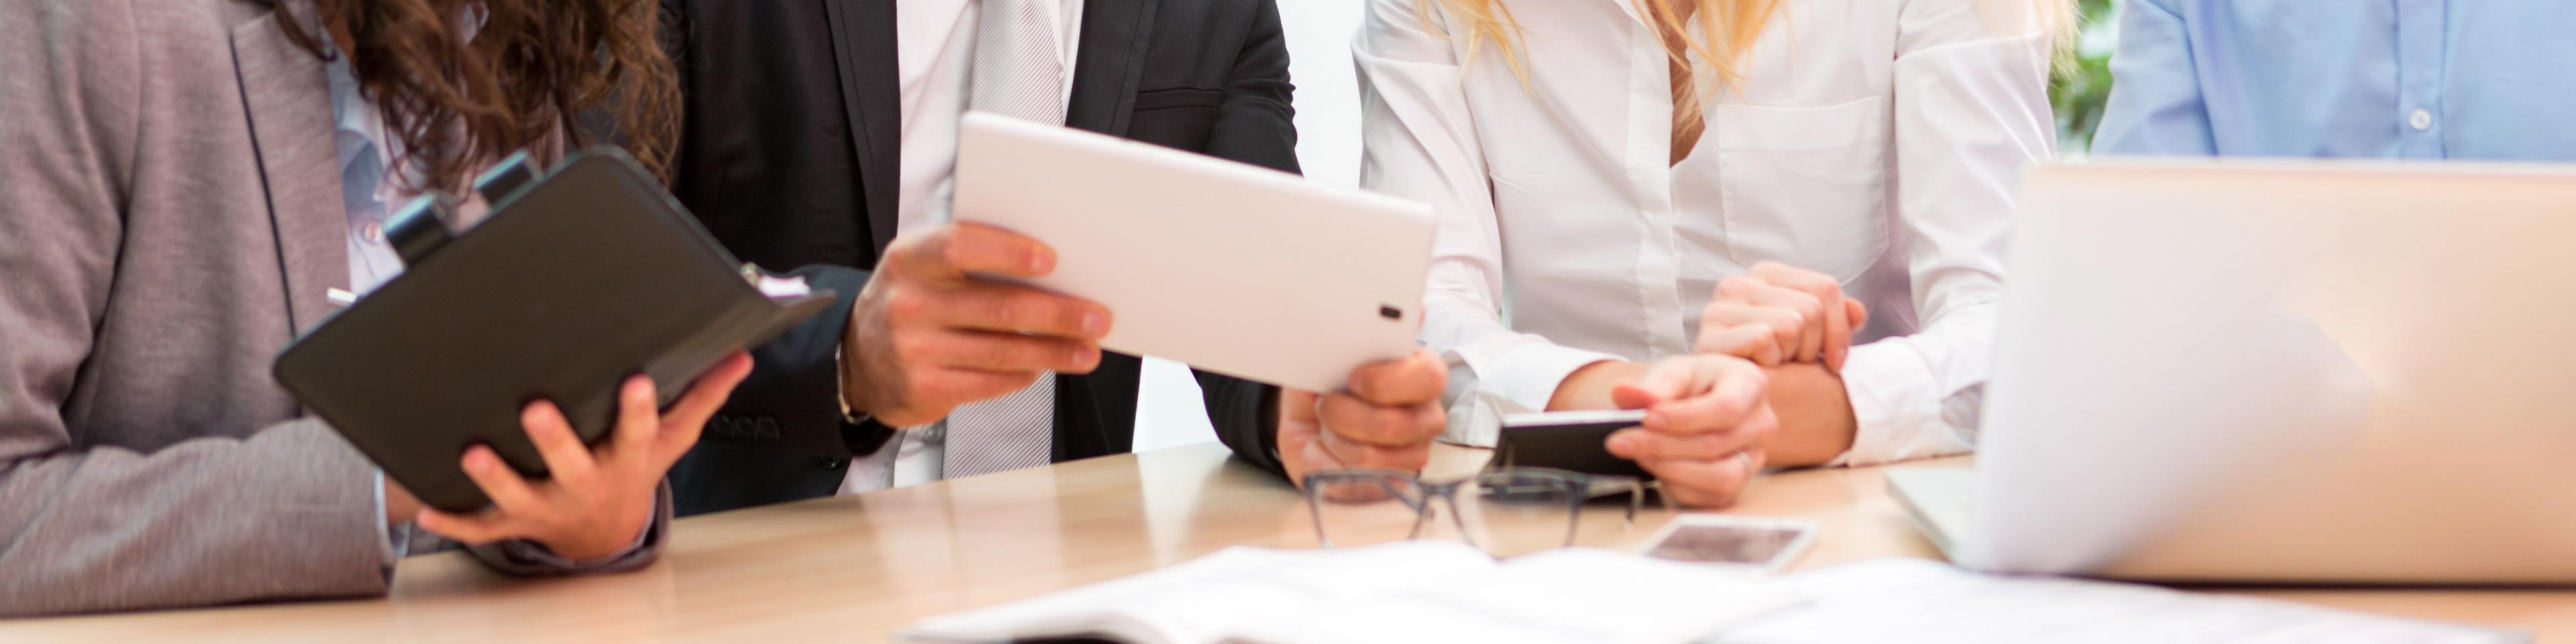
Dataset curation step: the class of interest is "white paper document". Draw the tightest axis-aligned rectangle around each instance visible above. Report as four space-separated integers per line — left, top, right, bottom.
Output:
897 541 1790 644
1720 559 2528 644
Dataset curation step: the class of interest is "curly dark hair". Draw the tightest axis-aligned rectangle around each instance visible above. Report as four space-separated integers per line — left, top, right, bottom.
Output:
280 0 678 191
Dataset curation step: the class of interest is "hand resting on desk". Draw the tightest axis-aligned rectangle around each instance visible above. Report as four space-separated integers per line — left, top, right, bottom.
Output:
1546 262 1864 508
1697 262 1866 466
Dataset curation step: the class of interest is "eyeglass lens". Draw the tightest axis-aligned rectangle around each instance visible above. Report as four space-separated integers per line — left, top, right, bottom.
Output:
1309 474 1436 549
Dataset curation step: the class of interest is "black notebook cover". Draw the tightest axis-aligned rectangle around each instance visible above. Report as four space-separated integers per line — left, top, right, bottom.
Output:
273 150 833 513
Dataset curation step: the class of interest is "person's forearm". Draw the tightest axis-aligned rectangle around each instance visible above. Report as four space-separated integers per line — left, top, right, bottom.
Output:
1554 359 1855 464
0 420 392 616
1548 360 1644 411
741 264 888 458
1760 363 1858 466
1199 370 1286 476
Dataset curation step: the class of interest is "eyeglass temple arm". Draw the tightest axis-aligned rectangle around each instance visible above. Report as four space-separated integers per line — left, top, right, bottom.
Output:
1582 479 1650 529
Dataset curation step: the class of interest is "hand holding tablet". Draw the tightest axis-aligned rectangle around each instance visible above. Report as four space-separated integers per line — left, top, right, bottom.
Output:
838 223 1114 427
952 113 1436 394
951 114 1449 480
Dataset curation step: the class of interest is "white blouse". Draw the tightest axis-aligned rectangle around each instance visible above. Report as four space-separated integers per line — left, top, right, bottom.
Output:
1357 0 2056 465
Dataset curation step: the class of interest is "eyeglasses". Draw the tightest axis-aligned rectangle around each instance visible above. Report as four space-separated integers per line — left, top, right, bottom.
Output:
1301 467 1655 557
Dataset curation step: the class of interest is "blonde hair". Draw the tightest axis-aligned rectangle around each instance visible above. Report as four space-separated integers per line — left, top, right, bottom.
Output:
1417 0 2073 160
1413 0 2078 109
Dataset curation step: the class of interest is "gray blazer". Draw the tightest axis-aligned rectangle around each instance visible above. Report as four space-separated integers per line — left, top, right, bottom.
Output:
0 0 659 616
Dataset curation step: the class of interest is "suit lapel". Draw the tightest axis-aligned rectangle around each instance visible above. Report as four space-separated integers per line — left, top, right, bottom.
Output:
1067 0 1160 136
231 5 347 337
822 0 904 256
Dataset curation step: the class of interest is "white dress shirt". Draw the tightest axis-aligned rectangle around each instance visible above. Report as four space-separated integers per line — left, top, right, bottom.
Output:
1357 0 2056 466
844 0 1086 494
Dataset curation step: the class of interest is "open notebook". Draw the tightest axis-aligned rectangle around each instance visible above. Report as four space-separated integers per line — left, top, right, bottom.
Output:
897 541 1788 644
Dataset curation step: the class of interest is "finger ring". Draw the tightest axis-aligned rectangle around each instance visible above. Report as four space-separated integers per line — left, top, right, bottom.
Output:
1733 451 1758 473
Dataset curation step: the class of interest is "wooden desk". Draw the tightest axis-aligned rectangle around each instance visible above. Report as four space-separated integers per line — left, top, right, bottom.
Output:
14 443 2575 641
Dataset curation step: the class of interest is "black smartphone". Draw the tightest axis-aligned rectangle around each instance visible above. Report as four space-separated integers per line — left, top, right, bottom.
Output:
1489 410 1653 480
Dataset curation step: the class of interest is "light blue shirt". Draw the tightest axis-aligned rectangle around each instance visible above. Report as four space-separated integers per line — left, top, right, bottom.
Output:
323 48 417 570
2093 0 2576 160
324 53 410 295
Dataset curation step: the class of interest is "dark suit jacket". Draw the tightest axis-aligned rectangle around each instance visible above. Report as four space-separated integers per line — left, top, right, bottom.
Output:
660 0 1297 516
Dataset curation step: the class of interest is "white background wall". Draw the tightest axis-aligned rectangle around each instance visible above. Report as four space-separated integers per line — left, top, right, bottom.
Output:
1129 1 1371 451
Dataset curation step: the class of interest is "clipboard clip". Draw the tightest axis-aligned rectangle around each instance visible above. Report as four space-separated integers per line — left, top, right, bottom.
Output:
386 151 542 269
383 195 452 268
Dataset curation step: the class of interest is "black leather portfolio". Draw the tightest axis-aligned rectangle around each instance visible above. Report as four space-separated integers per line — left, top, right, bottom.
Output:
1491 412 1656 481
274 149 834 513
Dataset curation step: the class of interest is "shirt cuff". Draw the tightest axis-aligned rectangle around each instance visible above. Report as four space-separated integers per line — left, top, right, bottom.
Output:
373 471 400 575
1825 341 1977 467
496 528 653 571
835 343 871 425
1458 335 1625 415
481 484 670 574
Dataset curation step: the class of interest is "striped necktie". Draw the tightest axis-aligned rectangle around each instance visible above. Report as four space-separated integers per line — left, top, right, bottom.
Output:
943 0 1070 478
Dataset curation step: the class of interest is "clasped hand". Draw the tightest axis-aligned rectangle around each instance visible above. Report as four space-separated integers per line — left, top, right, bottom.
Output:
1597 262 1866 508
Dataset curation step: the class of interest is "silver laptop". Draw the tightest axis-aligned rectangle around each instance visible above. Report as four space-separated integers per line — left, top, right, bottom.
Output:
1891 161 2576 584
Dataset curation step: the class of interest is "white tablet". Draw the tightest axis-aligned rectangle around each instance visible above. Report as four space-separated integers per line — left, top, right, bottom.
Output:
951 113 1436 393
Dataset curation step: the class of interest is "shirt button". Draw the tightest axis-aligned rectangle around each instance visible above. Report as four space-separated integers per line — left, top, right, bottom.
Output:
360 221 385 244
2408 109 2434 131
